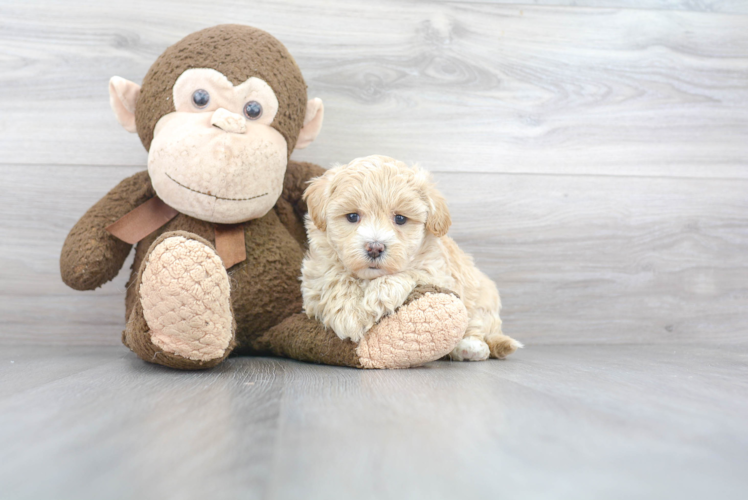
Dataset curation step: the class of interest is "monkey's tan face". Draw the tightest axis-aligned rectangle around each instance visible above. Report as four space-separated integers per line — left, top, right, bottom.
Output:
148 69 287 224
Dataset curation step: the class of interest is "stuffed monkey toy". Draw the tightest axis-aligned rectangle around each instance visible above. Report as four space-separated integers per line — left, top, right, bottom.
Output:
60 25 468 370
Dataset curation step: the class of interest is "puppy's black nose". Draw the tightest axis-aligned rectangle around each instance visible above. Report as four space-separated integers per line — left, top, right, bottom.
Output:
365 241 386 259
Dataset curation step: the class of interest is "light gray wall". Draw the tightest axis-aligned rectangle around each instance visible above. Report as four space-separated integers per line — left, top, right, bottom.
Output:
1 0 746 345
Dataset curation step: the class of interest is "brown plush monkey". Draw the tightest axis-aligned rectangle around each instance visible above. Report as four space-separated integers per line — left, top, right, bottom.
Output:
60 25 468 370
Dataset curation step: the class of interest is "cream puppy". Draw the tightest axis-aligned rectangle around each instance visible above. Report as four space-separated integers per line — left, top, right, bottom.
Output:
301 155 522 361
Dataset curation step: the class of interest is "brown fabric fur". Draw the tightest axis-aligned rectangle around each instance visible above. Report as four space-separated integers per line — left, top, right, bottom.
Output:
401 284 459 306
135 25 307 156
274 197 308 249
277 160 326 248
61 170 154 291
251 314 362 367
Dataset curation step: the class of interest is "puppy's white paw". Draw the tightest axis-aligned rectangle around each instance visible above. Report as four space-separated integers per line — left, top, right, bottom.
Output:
449 337 490 362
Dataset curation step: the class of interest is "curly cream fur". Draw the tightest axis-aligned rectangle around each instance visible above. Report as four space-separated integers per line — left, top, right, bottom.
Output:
301 155 522 359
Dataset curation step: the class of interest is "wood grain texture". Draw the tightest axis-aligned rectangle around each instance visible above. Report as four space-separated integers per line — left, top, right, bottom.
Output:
1 345 747 499
2 164 746 345
0 165 140 345
454 1 748 15
0 1 746 177
0 0 746 346
442 171 748 345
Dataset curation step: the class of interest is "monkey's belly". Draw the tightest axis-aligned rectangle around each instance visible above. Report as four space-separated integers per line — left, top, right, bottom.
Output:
227 210 305 348
126 208 305 349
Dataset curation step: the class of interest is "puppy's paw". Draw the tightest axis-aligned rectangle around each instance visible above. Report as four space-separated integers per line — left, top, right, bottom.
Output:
449 337 490 361
327 308 374 343
486 334 523 359
363 274 417 314
332 323 368 343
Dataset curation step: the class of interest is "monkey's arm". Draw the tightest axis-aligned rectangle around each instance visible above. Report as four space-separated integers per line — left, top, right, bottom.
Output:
60 170 155 291
282 160 326 217
275 160 327 247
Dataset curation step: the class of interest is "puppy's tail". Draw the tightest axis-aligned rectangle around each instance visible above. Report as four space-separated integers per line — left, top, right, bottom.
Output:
485 334 524 359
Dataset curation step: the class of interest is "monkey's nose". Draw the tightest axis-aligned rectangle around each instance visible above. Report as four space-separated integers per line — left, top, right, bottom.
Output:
365 241 386 259
211 108 247 134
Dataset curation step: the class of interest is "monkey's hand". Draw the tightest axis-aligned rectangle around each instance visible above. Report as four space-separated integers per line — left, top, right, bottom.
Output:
60 170 154 291
282 160 327 218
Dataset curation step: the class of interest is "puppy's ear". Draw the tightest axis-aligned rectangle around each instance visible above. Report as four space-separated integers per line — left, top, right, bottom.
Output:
303 174 329 231
416 168 451 237
425 187 451 237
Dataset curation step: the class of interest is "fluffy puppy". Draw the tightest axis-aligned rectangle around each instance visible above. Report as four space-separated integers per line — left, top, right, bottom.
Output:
301 155 522 361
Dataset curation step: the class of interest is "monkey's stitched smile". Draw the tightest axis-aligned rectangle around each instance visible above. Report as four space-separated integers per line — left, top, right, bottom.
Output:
165 172 268 202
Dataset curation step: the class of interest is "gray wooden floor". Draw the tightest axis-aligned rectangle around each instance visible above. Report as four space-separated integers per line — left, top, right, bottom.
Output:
1 345 747 500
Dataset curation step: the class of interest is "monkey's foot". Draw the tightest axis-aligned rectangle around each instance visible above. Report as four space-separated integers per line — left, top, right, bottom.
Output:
124 232 235 369
255 285 467 369
356 285 468 369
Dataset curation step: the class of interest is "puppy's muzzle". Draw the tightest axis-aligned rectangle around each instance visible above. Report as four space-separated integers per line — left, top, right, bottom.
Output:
365 241 386 260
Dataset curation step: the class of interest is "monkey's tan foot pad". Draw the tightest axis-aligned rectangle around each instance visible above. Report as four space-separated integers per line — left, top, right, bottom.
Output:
139 235 233 362
356 290 468 369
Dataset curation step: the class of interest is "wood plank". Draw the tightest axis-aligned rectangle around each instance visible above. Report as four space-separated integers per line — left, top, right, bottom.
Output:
1 345 747 499
0 345 125 400
439 170 748 345
0 165 142 345
0 348 287 500
2 164 746 346
0 1 746 178
453 1 748 15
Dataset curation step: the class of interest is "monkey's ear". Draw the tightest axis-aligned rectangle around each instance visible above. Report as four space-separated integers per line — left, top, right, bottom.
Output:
295 98 324 150
302 173 330 231
109 76 141 133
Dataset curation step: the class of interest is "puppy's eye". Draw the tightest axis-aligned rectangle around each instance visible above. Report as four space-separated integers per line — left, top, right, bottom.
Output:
192 89 210 108
244 101 263 120
346 213 360 223
394 215 407 225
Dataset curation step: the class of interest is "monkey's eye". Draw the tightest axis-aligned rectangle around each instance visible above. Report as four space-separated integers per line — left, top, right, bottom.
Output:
244 101 263 120
192 89 210 108
395 215 407 225
346 213 360 223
